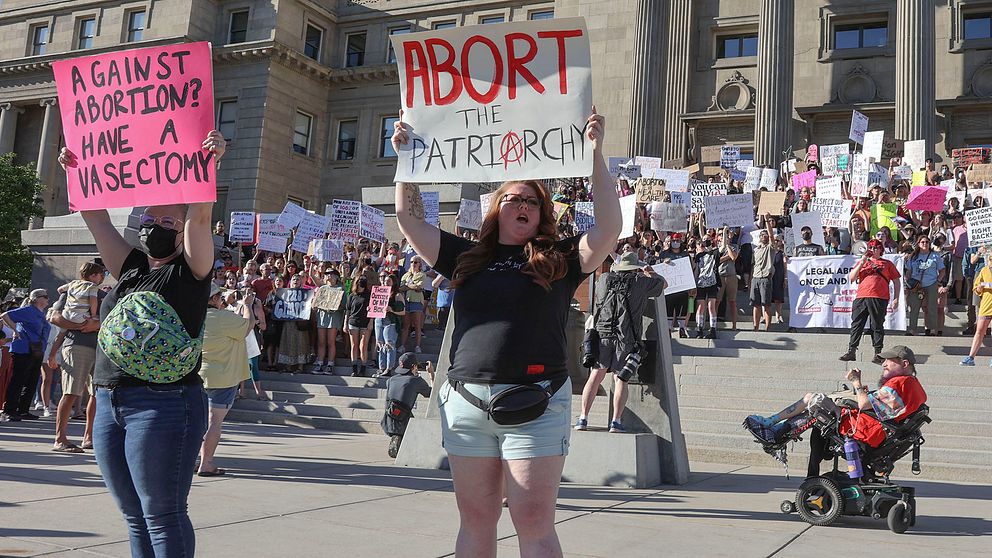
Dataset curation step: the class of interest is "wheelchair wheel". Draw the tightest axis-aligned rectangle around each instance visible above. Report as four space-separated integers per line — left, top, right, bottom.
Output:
887 501 911 534
780 500 796 514
795 477 844 526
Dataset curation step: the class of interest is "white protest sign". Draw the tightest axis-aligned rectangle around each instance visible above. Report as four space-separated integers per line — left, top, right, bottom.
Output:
456 199 482 229
480 192 496 217
392 18 592 182
367 285 392 319
690 182 728 214
904 140 926 170
634 156 662 174
651 258 695 295
735 159 753 172
228 211 255 243
277 201 308 229
649 202 687 232
670 191 691 213
821 155 838 178
759 168 778 190
849 110 869 144
328 199 361 241
863 130 884 162
893 165 913 181
618 194 637 239
311 239 344 262
574 201 595 232
703 193 753 228
850 154 871 198
271 288 314 320
651 168 690 192
619 163 641 180
810 198 851 228
790 211 826 247
744 166 763 192
815 176 843 200
257 213 290 253
292 212 330 253
359 203 386 242
608 157 631 177
420 191 440 227
967 206 992 247
788 255 905 330
820 143 850 158
720 146 741 169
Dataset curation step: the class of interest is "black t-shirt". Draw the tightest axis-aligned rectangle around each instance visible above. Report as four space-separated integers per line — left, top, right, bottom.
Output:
93 249 211 387
794 243 824 257
346 291 369 325
433 230 589 385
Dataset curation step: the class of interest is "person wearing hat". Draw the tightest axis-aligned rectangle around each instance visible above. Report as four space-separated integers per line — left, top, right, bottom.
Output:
793 226 825 258
745 345 927 478
381 352 433 458
0 289 51 421
839 239 902 364
576 251 666 433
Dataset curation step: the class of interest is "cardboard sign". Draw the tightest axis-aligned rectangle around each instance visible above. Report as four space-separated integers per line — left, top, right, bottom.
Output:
651 258 695 295
700 145 722 163
328 199 361 241
820 143 850 158
744 166 763 192
421 191 440 226
271 288 313 320
903 140 926 170
790 211 825 247
969 163 992 184
618 194 637 239
703 166 726 177
228 211 255 243
703 193 753 228
815 176 843 200
791 169 816 191
292 212 330 253
359 203 386 242
256 213 290 253
311 239 344 262
278 201 308 229
967 206 992 247
650 168 690 192
367 285 392 319
649 202 687 232
810 198 851 228
690 182 727 214
788 255 905 330
849 110 869 144
870 203 899 240
757 191 786 216
52 42 216 211
952 147 989 168
456 198 482 229
759 168 778 190
574 201 595 232
312 285 344 311
863 130 884 162
881 138 905 160
634 178 666 203
720 146 740 169
392 18 592 182
905 186 948 212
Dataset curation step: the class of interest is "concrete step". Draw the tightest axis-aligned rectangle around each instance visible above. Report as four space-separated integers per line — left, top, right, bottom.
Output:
226 408 379 433
233 398 388 421
671 346 982 365
673 361 992 387
257 371 388 387
260 380 382 399
256 391 384 407
673 335 976 353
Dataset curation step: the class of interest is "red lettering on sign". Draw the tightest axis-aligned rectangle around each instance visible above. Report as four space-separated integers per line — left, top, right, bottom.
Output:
461 35 503 104
425 38 461 106
537 29 583 95
403 41 431 108
505 33 543 100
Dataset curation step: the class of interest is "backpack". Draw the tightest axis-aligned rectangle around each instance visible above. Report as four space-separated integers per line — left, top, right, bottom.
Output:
98 291 203 383
595 272 640 345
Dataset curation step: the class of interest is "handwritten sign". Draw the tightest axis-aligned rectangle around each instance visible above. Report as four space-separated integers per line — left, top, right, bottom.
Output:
574 201 595 232
420 191 440 227
608 156 630 177
456 198 482 229
367 285 392 319
820 143 850 158
757 191 786 216
256 213 290 253
272 288 313 320
311 239 344 262
649 202 687 232
228 211 255 243
312 285 344 311
743 166 763 192
52 42 216 211
759 168 778 190
690 182 727 214
359 203 386 242
634 178 666 203
700 145 723 163
849 110 869 144
651 168 690 192
278 201 308 229
807 144 819 162
881 138 905 160
969 164 992 184
291 212 330 253
720 146 740 169
967 206 992 247
703 193 753 228
870 203 899 240
791 169 816 191
815 176 843 200
863 130 884 162
634 156 662 174
903 140 926 170
479 191 496 217
670 191 691 213
810 198 850 228
553 201 569 222
328 199 361 241
892 165 914 181
906 186 948 212
651 258 695 295
619 162 641 180
392 18 592 182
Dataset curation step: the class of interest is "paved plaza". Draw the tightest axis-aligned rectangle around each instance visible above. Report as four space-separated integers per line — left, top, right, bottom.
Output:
1 419 989 557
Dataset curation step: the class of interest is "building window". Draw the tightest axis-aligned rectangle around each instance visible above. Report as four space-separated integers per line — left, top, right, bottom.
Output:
287 195 308 209
834 22 887 50
964 14 992 40
529 10 554 20
336 120 357 160
381 116 399 158
229 10 249 44
217 100 238 142
30 24 48 56
717 34 758 58
127 10 146 42
77 18 96 50
345 32 366 67
212 188 230 224
480 15 505 25
304 23 323 61
387 26 411 64
293 111 314 155
433 21 457 30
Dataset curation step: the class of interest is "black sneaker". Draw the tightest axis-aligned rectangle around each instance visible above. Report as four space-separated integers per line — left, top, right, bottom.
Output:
678 327 687 338
838 351 857 362
388 435 402 458
962 326 976 336
694 329 705 339
0 412 20 422
706 328 717 339
18 412 39 420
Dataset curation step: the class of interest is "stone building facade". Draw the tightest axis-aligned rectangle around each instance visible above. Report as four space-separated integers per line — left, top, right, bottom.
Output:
3 0 992 287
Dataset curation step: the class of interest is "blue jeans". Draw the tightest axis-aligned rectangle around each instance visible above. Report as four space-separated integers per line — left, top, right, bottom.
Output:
93 384 208 558
375 319 398 372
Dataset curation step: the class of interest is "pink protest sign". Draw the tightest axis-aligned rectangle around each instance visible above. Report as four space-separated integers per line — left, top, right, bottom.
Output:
52 42 216 211
791 169 816 191
905 186 948 212
806 144 818 162
367 286 392 319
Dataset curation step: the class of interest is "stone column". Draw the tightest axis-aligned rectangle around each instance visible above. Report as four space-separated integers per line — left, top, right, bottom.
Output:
661 0 695 163
753 0 795 167
36 98 62 222
895 0 936 152
0 103 24 154
627 0 666 158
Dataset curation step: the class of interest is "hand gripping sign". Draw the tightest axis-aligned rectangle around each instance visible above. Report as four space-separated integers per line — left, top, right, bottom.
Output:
52 42 216 211
391 18 592 183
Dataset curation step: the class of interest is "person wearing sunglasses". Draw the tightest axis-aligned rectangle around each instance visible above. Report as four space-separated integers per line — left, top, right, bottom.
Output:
57 130 225 558
391 107 620 558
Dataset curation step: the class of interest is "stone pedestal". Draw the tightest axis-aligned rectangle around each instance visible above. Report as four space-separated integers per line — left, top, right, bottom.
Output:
753 0 795 167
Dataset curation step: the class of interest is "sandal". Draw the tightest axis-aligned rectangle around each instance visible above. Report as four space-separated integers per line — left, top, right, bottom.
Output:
197 468 226 477
80 441 93 450
53 442 84 453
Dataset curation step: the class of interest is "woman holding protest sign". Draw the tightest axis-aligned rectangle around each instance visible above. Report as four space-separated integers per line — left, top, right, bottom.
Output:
276 274 313 372
392 107 620 558
58 131 224 558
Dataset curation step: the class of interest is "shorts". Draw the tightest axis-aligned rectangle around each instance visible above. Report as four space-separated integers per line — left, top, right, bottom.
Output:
719 274 739 299
594 337 631 371
751 277 772 306
205 386 239 410
315 308 344 329
952 256 963 284
439 377 572 460
348 317 371 330
406 301 424 313
61 309 89 324
696 285 719 300
60 345 95 397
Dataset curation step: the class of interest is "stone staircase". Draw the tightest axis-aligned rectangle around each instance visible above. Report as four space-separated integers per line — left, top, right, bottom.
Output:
672 302 992 483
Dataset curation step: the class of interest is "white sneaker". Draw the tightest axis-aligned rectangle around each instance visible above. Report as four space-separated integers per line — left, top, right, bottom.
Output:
33 402 45 411
42 407 52 418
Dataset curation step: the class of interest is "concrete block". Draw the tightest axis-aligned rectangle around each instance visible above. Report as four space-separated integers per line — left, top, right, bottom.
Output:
563 432 662 488
394 417 449 470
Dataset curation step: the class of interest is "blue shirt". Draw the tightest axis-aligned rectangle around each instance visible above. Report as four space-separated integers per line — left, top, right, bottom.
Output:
7 305 51 355
963 246 985 280
905 251 945 288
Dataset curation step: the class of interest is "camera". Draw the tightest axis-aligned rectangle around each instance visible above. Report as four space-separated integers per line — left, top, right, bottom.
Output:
616 349 642 383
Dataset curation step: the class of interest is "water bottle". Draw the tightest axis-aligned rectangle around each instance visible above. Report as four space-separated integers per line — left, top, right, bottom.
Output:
844 437 863 479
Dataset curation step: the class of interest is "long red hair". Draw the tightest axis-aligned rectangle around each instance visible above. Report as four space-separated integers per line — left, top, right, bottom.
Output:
450 180 570 291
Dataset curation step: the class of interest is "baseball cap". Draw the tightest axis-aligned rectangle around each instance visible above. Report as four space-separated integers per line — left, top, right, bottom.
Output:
209 283 222 298
398 352 418 372
877 345 916 365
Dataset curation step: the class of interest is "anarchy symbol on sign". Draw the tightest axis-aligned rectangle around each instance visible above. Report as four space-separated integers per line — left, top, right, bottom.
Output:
500 131 525 169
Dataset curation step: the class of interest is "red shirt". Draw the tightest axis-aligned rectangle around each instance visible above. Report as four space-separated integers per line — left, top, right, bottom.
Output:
251 278 274 302
840 375 927 447
855 258 900 300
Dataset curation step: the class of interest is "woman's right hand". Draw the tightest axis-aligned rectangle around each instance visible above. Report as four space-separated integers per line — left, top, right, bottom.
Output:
58 148 77 170
391 111 410 154
46 355 57 370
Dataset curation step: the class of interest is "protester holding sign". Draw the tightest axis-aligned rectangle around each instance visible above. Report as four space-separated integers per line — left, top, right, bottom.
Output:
311 270 345 374
373 276 406 377
392 101 620 556
275 277 313 373
58 127 225 556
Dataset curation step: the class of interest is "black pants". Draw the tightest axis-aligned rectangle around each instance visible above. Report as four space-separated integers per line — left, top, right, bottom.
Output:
2 352 42 415
438 306 450 329
807 427 831 478
848 297 887 353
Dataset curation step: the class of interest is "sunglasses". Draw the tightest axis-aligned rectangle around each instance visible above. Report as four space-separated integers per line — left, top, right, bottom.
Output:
500 193 542 210
139 214 184 232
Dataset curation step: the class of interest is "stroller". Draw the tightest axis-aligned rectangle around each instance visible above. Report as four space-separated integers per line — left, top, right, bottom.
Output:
746 400 931 533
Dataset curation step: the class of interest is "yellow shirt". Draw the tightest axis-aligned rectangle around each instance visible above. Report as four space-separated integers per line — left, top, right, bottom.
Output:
402 271 426 304
199 307 250 389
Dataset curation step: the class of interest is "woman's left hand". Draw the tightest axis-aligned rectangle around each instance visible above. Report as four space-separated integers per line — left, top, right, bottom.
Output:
584 106 605 153
202 130 226 161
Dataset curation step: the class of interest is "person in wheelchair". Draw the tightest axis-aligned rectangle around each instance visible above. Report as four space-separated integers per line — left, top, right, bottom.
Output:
744 345 927 478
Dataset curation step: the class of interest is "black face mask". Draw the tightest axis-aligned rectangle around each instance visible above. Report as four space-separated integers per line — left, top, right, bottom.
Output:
139 225 179 259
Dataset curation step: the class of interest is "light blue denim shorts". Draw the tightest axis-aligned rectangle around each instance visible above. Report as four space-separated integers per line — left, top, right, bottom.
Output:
438 377 571 460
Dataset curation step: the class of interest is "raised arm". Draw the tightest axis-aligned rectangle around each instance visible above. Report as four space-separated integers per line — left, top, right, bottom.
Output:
393 114 441 267
184 131 226 280
578 107 622 273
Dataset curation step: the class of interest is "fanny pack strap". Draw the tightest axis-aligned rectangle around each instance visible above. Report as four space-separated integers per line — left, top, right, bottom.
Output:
450 377 567 414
